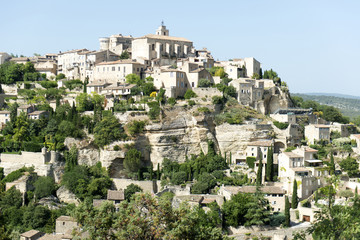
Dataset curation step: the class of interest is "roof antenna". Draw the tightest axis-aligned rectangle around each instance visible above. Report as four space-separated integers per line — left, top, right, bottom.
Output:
161 20 164 26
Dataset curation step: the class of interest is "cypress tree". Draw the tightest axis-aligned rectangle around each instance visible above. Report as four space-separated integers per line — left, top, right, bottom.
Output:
284 196 290 227
265 147 274 182
157 163 161 180
355 186 358 199
292 180 298 209
314 190 319 203
256 154 263 186
330 152 335 175
149 164 153 180
229 152 232 165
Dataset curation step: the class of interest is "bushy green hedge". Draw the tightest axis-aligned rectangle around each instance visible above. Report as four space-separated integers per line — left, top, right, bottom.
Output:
184 89 197 99
2 167 33 183
273 121 289 130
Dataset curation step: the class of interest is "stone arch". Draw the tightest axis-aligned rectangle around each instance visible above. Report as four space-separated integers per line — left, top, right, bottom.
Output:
274 141 286 153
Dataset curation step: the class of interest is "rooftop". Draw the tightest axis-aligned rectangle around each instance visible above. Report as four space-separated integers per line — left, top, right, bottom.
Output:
107 190 125 201
56 215 76 222
283 152 303 158
21 230 43 237
28 111 47 115
96 59 139 65
135 34 192 43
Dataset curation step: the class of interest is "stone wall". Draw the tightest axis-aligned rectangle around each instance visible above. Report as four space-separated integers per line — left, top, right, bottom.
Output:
112 179 160 194
192 87 222 98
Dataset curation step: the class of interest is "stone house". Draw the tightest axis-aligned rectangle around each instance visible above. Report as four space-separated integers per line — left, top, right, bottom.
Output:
17 104 35 116
329 123 357 138
305 124 330 144
34 61 57 79
28 110 48 120
216 57 261 79
187 48 214 69
107 190 125 204
229 78 264 107
218 185 286 212
57 49 118 81
101 83 136 99
0 110 10 127
93 59 145 84
278 147 325 199
86 79 111 95
20 230 45 240
246 140 273 160
350 134 360 154
55 216 78 235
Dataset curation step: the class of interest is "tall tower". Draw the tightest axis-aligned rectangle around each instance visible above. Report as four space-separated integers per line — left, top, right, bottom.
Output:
156 21 169 36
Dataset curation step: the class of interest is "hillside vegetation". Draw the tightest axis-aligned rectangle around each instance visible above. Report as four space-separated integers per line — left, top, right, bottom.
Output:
293 93 360 119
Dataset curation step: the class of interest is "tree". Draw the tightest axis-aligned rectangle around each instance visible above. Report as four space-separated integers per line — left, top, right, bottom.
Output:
34 176 56 199
330 152 335 175
124 148 141 173
339 157 359 177
126 74 144 86
74 199 116 240
292 180 298 209
339 190 354 201
119 50 130 59
265 147 274 182
64 145 78 172
184 89 197 99
198 78 211 88
171 171 187 185
244 188 270 226
124 183 143 201
284 196 290 227
93 116 127 148
256 154 263 186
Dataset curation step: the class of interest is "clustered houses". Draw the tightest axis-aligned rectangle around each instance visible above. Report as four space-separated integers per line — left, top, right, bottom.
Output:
278 146 326 199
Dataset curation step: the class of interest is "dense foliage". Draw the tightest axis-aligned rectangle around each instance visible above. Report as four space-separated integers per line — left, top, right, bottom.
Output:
0 62 40 84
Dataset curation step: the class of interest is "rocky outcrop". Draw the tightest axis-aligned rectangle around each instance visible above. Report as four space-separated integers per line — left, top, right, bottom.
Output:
56 186 80 205
258 86 293 114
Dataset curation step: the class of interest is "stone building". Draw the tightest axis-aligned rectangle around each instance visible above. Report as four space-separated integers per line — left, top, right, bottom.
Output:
99 34 133 56
57 49 119 81
55 216 78 235
132 24 194 66
216 57 261 79
305 124 330 144
0 110 10 127
218 185 286 212
229 78 264 107
187 48 214 69
278 146 326 200
20 230 45 240
93 59 145 84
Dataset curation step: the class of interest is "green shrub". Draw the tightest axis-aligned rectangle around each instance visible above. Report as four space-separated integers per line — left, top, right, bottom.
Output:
55 73 66 80
126 120 146 136
2 167 33 183
22 142 42 152
147 101 160 120
246 157 256 169
184 89 197 99
273 121 289 130
188 100 196 106
269 213 285 227
167 97 176 106
198 107 210 113
40 81 58 89
198 78 211 88
212 96 224 105
113 145 120 151
171 171 187 185
284 146 296 152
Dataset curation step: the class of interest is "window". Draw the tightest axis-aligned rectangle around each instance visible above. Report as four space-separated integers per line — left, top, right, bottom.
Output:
152 44 155 50
112 67 115 71
137 68 139 72
170 72 173 77
118 67 120 71
192 82 194 87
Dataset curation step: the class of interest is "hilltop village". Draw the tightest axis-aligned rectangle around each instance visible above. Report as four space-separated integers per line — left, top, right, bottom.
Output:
0 24 359 240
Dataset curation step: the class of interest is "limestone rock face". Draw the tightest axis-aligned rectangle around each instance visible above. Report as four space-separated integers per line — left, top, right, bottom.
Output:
259 86 293 114
56 186 80 205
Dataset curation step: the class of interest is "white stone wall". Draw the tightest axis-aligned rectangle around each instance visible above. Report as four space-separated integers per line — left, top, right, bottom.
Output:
112 179 161 194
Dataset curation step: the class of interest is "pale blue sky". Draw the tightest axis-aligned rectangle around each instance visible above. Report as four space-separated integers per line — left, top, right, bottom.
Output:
1 0 359 96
